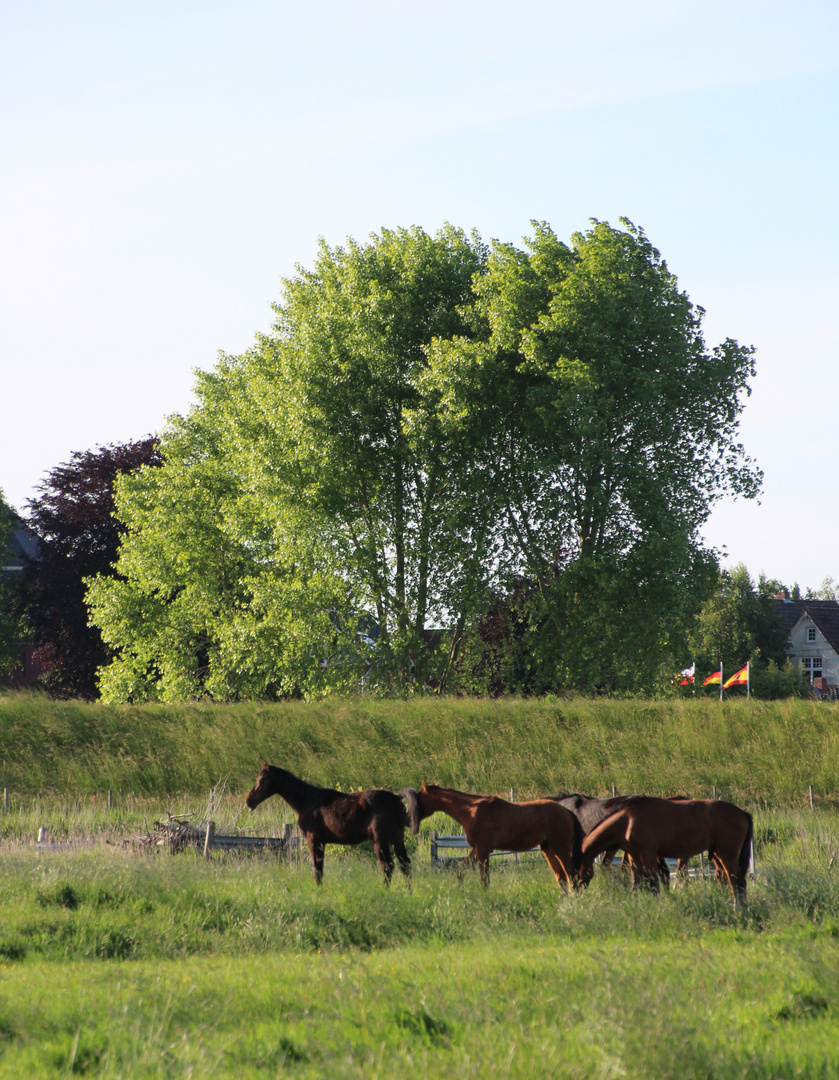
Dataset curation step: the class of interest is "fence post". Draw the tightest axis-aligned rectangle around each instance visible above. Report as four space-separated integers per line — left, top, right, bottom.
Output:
509 787 515 802
3 787 8 813
37 826 48 844
809 785 815 811
203 820 215 859
712 784 716 799
430 829 438 864
612 785 617 797
108 789 113 810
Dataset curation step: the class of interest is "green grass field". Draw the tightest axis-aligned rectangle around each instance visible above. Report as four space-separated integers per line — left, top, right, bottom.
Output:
2 692 839 1077
2 692 838 804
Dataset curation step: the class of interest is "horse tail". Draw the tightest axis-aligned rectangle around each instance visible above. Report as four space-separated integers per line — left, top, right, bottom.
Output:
400 788 422 835
580 808 630 860
738 810 754 881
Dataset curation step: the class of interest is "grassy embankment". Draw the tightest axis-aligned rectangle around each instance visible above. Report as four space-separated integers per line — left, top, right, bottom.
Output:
2 692 838 804
2 693 839 1078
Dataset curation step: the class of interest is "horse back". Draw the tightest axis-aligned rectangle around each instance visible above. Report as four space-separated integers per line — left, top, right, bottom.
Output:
584 797 751 860
471 797 576 851
302 788 407 845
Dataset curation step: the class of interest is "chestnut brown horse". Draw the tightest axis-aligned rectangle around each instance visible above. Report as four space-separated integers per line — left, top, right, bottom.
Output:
553 792 679 883
245 762 411 885
401 781 582 888
578 796 753 905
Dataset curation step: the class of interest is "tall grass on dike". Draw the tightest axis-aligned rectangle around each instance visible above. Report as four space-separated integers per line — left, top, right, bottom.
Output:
1 691 838 804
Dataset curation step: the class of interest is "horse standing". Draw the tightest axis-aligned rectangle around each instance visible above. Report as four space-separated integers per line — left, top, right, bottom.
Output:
578 796 753 905
245 762 411 885
553 792 673 882
402 781 582 889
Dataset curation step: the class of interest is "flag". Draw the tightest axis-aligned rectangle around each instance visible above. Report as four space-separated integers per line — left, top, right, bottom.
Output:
679 663 695 686
703 668 722 686
723 664 749 689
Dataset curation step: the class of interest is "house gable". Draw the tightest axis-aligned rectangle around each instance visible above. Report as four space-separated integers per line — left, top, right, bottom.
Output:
775 598 839 686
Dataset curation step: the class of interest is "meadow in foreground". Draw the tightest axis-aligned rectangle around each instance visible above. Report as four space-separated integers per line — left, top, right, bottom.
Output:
2 806 839 1078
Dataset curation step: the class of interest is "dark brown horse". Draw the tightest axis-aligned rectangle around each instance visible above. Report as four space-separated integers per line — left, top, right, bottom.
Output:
402 781 582 888
578 796 753 905
245 762 411 885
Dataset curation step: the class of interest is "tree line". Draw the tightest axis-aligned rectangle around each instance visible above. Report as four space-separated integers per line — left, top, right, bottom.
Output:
4 217 816 701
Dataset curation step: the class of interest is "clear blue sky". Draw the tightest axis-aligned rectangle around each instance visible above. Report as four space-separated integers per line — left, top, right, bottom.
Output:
2 1 837 589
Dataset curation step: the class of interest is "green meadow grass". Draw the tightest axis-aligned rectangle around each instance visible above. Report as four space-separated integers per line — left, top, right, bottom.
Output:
2 840 839 1078
2 692 839 1076
2 692 839 804
3 936 839 1079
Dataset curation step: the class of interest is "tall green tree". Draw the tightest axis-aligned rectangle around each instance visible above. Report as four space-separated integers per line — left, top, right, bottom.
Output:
429 219 760 691
90 226 492 700
90 219 761 700
691 563 789 672
17 441 161 698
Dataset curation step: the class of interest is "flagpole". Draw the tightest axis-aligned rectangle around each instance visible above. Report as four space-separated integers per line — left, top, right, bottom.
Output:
746 661 750 701
720 662 723 702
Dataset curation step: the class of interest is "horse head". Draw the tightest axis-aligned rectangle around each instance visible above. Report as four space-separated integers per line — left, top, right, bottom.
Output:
245 761 272 810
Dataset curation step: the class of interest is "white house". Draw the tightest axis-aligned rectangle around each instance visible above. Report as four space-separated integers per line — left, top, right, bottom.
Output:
775 596 839 689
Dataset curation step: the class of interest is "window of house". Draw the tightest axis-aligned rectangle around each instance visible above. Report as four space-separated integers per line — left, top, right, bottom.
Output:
808 627 817 642
801 658 823 683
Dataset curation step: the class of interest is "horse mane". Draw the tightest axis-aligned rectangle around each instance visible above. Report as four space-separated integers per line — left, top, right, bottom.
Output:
400 787 422 835
269 765 340 809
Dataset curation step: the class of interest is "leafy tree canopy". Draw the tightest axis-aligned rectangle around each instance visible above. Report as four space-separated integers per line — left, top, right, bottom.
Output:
428 219 760 691
691 563 790 673
90 220 761 700
19 439 161 698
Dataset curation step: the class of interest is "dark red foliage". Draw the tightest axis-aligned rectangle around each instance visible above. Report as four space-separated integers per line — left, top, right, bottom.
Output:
19 438 162 699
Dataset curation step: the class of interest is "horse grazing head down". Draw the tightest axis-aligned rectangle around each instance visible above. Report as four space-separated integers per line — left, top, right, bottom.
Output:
245 760 271 810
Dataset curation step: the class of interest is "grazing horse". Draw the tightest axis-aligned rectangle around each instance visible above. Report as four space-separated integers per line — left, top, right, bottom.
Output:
578 796 753 905
401 781 582 889
553 792 676 883
245 762 411 885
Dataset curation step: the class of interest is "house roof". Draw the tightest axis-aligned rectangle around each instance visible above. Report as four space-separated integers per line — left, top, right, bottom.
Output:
1 518 38 577
775 599 839 657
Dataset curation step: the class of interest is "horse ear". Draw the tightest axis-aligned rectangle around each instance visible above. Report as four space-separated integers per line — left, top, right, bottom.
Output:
261 759 268 770
421 779 428 792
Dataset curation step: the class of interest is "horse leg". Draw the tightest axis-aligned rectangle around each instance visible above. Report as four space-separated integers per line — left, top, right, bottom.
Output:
374 839 395 884
633 852 660 894
578 852 596 888
714 853 745 909
456 848 477 884
308 838 325 884
393 837 412 882
540 844 572 889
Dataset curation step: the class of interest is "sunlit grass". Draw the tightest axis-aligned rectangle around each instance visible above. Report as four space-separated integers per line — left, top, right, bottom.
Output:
2 691 838 804
3 692 839 1075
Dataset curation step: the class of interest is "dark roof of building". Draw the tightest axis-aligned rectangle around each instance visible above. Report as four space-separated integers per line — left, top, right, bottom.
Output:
2 517 38 575
775 599 839 657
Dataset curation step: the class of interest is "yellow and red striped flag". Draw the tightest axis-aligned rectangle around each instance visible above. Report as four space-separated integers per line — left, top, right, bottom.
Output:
723 664 749 689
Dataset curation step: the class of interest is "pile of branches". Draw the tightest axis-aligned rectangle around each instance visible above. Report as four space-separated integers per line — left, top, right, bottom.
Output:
129 815 207 854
